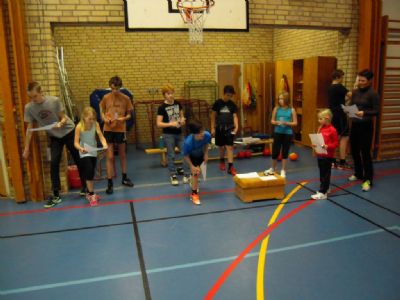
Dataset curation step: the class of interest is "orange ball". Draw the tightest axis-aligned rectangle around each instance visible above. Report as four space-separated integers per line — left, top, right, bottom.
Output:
263 148 271 156
289 152 298 161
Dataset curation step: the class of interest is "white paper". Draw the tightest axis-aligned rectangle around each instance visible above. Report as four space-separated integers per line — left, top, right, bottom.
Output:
341 104 361 119
84 143 105 153
28 122 57 132
309 133 327 154
200 162 207 181
260 175 276 181
236 172 260 179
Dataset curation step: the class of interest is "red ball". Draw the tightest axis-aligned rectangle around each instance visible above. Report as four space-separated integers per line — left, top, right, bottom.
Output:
263 148 271 156
237 151 245 159
245 150 252 158
289 152 298 161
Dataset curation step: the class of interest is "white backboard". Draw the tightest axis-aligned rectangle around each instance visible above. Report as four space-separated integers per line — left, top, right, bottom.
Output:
124 0 248 31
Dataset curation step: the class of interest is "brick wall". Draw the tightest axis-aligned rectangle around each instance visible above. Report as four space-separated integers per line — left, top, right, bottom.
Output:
16 0 358 198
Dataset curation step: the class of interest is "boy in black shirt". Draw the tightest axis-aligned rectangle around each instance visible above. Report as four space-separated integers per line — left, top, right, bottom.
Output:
211 85 239 176
156 84 189 185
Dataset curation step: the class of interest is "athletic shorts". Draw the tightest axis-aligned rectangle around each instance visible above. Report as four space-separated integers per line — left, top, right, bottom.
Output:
103 131 126 144
215 128 234 146
189 155 204 167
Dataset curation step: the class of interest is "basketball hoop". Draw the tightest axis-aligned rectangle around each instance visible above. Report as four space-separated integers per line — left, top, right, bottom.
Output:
177 0 215 44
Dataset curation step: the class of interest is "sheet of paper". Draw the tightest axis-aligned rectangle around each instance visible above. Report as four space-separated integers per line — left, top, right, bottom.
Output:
341 104 361 119
309 133 327 154
260 175 276 181
28 122 57 132
236 172 260 179
200 162 207 181
84 143 105 153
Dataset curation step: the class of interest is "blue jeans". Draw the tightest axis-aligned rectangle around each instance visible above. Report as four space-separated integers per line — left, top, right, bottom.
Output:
163 133 189 175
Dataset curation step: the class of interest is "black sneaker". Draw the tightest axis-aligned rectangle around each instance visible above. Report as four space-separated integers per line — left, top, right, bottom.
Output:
176 167 184 175
80 187 87 196
44 196 62 208
106 185 113 194
122 177 134 187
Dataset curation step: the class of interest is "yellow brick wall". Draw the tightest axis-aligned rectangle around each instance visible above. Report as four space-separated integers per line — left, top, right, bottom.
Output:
15 0 358 199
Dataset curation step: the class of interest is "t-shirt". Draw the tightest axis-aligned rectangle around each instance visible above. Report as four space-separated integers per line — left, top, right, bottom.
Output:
328 83 348 114
157 101 183 135
212 99 238 128
100 92 133 132
183 131 212 157
274 107 293 135
24 95 75 138
79 124 97 158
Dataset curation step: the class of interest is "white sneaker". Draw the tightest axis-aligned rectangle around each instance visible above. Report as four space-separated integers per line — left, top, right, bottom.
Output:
170 175 179 186
264 168 275 175
280 170 286 178
183 175 190 184
311 192 327 200
348 175 358 181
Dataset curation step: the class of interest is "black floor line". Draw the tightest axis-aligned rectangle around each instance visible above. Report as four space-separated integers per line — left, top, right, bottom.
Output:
0 193 348 239
331 183 400 217
300 184 400 239
130 202 152 300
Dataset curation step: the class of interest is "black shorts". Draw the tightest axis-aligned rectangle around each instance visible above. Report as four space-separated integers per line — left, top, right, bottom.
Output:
215 128 234 146
103 131 126 144
332 113 349 136
190 155 204 167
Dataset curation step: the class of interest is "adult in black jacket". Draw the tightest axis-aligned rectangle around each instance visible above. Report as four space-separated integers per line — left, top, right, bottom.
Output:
348 69 379 191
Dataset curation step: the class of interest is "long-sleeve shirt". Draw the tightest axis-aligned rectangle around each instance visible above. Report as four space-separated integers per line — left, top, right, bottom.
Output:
350 86 379 123
317 124 339 158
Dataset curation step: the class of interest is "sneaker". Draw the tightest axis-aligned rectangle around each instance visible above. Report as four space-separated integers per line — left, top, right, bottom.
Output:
86 194 98 206
183 175 190 184
44 196 62 208
80 187 87 196
122 177 134 187
219 161 226 171
361 180 371 192
338 162 352 170
176 167 185 175
331 161 338 169
106 185 113 194
311 192 327 200
264 168 275 176
280 170 286 178
348 175 359 181
228 166 237 176
190 193 201 205
170 175 179 186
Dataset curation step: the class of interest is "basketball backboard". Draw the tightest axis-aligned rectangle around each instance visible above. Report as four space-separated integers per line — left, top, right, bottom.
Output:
124 0 248 31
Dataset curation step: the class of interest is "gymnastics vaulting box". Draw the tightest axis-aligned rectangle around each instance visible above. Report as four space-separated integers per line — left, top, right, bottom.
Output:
234 173 286 203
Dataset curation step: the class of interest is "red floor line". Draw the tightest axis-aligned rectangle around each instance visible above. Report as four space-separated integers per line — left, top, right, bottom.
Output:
0 188 234 217
204 198 317 300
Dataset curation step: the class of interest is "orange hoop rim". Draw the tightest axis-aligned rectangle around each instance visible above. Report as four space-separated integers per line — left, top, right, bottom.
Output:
177 0 215 11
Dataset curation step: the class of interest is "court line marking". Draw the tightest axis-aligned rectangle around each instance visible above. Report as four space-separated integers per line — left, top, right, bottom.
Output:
256 182 307 300
1 226 398 296
2 167 398 218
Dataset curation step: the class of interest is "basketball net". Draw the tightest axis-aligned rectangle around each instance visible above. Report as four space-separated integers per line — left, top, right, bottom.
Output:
177 0 214 44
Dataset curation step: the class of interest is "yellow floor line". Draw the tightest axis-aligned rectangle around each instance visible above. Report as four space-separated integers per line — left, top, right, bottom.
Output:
256 182 308 300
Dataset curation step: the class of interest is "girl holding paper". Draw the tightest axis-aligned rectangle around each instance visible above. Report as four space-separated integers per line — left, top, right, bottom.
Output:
74 107 108 206
311 109 339 200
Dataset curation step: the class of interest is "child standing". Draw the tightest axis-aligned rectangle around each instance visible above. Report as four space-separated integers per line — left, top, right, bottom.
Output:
100 76 134 194
311 109 339 200
183 120 211 205
264 92 297 178
74 107 108 206
211 85 239 176
156 84 189 186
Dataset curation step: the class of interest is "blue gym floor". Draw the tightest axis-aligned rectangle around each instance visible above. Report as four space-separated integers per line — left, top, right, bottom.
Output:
0 144 399 300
